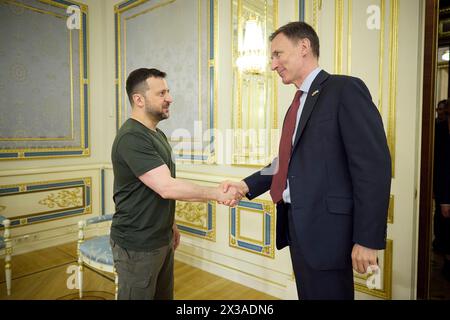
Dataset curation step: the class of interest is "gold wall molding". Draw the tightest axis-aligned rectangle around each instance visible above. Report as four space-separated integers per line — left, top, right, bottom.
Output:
0 177 91 227
2 0 65 19
175 200 216 241
387 0 398 177
377 0 385 114
38 188 83 209
229 199 275 258
312 0 321 33
0 0 90 160
115 0 218 163
334 0 344 74
388 195 394 224
231 0 278 167
346 0 352 74
38 0 88 12
176 201 207 227
333 0 395 176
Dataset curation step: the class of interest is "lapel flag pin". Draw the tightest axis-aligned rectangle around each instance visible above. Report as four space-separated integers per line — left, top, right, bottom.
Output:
312 90 319 97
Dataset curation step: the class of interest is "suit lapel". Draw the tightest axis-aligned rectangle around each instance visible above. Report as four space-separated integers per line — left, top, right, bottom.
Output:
292 70 330 151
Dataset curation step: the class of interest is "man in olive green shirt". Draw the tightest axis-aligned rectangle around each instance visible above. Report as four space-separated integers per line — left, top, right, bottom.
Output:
111 68 241 300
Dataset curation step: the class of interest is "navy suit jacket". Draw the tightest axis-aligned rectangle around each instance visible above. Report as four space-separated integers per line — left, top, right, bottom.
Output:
243 70 391 270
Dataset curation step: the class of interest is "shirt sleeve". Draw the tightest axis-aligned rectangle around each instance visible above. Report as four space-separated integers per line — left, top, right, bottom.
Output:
116 132 166 177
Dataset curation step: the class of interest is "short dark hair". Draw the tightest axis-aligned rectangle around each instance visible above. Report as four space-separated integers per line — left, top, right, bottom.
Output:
126 68 167 106
437 99 448 109
269 22 320 58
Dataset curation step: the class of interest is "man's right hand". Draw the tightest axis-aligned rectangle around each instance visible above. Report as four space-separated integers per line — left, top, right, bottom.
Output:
216 186 241 207
220 180 249 195
219 180 249 207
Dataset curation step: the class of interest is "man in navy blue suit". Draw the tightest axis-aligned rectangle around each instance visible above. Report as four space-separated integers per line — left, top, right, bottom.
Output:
222 22 391 300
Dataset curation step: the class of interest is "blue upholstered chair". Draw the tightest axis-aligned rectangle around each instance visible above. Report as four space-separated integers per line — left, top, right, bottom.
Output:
0 215 12 296
77 214 117 299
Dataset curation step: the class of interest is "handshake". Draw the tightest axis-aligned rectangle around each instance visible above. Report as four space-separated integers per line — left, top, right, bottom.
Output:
215 180 249 207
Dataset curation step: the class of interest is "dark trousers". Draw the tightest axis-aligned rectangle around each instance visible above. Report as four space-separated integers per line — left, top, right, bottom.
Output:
110 238 174 300
434 204 450 254
287 205 354 300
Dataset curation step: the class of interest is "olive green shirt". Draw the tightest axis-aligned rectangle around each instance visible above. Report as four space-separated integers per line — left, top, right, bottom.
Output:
110 118 176 251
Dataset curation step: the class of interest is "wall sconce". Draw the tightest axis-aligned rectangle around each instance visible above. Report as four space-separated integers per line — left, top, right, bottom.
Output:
236 18 266 74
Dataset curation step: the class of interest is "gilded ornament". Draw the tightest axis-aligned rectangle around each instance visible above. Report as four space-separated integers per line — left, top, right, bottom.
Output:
39 189 82 208
176 201 207 226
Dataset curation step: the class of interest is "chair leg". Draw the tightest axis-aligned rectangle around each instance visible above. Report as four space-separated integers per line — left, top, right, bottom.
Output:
78 262 83 299
114 267 118 300
4 219 11 296
5 256 11 296
77 220 84 299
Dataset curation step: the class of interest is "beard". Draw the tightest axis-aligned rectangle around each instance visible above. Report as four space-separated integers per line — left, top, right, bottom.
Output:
144 103 169 121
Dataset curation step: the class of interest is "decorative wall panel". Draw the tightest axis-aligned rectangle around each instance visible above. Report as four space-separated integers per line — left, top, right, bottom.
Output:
231 0 278 167
175 200 215 241
0 177 91 227
229 199 275 258
334 0 398 176
0 0 89 160
115 0 217 162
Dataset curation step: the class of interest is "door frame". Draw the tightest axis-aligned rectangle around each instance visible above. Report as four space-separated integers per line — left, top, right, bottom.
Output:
417 0 439 300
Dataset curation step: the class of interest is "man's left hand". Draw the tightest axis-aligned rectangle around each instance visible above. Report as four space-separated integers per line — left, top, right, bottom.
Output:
173 224 180 250
351 243 378 274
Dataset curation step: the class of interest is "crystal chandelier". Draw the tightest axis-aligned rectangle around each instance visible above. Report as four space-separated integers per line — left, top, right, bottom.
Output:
236 18 266 75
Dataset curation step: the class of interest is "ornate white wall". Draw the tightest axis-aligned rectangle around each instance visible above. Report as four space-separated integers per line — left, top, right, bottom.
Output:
0 0 425 300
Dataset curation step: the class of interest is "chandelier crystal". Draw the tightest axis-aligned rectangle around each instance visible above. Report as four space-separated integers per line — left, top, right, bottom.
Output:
236 18 266 74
